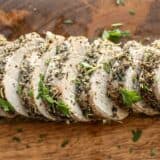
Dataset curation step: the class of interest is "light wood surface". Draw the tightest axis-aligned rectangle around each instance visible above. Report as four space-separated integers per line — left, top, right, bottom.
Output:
0 0 160 159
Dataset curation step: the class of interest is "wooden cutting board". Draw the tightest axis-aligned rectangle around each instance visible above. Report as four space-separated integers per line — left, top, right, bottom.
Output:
0 0 160 159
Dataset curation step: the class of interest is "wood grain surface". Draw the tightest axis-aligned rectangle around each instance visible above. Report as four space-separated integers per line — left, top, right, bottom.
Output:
0 0 160 159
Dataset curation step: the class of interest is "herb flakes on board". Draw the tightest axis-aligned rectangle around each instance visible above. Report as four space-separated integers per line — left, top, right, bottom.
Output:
131 129 142 142
61 139 69 148
129 9 136 16
12 136 21 143
0 98 14 112
150 147 157 157
102 29 130 43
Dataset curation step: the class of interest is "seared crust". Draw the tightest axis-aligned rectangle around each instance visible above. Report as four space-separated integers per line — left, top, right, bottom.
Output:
139 47 160 112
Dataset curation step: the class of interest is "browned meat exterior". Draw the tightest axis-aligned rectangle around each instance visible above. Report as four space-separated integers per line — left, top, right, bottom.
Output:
0 32 159 122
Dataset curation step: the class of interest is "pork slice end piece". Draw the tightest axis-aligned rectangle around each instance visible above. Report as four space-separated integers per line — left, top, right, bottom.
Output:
59 37 91 122
154 65 160 101
3 47 29 116
89 67 128 121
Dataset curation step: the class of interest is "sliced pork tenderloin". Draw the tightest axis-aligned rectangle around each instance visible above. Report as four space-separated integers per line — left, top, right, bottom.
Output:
29 32 65 120
151 40 160 102
89 39 129 120
138 46 160 114
44 36 91 122
3 33 46 117
0 38 22 117
75 39 128 121
107 41 159 116
18 34 49 118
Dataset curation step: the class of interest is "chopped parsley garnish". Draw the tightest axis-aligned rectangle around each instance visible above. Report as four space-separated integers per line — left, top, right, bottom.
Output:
129 9 136 15
45 58 51 66
111 23 123 28
0 98 13 112
102 29 130 43
12 136 21 143
119 88 141 106
16 128 23 133
37 74 54 104
103 62 111 73
132 129 142 142
150 147 157 157
79 62 96 75
28 89 34 97
140 83 150 91
63 19 73 25
17 85 22 95
37 74 70 116
116 0 125 5
61 139 69 148
55 100 70 116
79 62 93 69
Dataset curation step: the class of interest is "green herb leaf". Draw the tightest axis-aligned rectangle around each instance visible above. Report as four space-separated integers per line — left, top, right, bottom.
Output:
79 62 96 75
12 136 21 143
103 62 111 73
116 0 125 5
120 88 141 106
45 58 51 66
140 83 150 91
129 147 133 153
16 128 23 133
150 147 157 157
0 98 13 112
16 85 22 95
55 100 70 116
79 62 93 69
132 129 142 142
63 19 73 25
102 29 130 43
37 74 54 104
38 75 70 116
61 139 69 148
28 89 34 97
129 9 136 15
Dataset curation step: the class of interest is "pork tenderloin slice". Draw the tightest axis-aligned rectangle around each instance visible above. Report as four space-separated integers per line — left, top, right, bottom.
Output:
106 41 150 115
138 46 160 113
31 32 65 120
89 39 128 120
18 35 48 118
45 36 91 122
151 40 160 101
154 65 160 101
0 38 23 117
123 42 159 115
3 33 44 117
